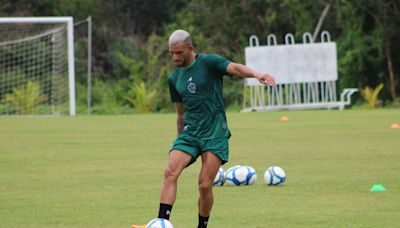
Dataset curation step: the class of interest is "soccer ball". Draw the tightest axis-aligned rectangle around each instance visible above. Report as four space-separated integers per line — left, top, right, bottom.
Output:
244 165 257 185
146 218 174 228
225 165 257 186
213 167 225 186
225 165 241 176
264 166 286 186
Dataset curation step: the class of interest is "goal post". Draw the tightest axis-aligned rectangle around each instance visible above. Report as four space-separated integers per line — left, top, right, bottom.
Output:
0 17 76 116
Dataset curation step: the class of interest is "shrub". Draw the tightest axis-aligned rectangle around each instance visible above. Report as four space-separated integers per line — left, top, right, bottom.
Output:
124 81 156 113
5 81 47 114
361 83 384 109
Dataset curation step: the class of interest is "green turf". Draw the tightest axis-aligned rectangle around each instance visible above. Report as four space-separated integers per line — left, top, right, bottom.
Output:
1 110 400 227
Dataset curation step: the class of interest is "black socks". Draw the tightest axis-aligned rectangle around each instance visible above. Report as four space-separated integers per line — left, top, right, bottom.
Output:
198 214 209 228
158 203 173 220
158 203 209 227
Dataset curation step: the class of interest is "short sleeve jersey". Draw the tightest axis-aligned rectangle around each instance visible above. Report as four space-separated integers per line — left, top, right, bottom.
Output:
168 53 231 139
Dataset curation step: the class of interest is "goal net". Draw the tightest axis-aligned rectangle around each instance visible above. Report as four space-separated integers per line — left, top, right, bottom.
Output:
0 17 76 116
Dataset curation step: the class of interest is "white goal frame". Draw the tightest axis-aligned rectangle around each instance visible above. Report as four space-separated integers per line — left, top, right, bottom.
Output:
0 17 76 116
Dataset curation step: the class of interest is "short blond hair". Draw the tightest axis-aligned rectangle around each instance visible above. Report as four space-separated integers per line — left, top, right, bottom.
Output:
168 29 192 45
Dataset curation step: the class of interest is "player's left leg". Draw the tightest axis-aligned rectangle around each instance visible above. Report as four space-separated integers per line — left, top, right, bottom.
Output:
197 151 222 228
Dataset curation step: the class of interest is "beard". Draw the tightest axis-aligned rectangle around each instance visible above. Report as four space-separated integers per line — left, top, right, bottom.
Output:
174 60 186 67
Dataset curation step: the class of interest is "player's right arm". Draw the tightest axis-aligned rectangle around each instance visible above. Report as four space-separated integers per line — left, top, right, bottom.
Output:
176 102 184 135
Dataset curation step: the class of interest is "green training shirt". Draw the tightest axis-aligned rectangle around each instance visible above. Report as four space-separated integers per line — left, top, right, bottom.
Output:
168 53 231 139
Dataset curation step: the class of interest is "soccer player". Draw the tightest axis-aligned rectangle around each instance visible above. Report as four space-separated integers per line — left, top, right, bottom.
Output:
133 29 274 228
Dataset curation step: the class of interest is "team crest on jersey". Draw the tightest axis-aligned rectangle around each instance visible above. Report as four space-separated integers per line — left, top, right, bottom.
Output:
187 77 196 94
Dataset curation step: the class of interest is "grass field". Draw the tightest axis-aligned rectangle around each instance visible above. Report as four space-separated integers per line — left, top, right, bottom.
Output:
1 110 400 227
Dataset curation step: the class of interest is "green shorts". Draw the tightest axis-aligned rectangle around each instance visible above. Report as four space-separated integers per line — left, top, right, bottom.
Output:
170 132 230 166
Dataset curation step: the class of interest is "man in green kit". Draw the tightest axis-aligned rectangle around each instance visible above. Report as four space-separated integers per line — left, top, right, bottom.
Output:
133 29 275 228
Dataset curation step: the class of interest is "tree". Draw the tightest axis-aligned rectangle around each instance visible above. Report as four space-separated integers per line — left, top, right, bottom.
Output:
354 0 400 100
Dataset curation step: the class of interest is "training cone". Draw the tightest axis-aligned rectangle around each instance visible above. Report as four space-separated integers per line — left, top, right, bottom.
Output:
370 184 386 192
390 123 400 129
280 116 289 121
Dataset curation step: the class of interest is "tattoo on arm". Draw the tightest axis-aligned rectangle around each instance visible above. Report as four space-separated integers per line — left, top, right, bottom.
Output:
175 102 184 135
177 116 184 135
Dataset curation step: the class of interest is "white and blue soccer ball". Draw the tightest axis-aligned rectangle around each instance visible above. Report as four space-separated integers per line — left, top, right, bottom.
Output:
264 166 286 186
213 167 226 186
146 218 174 228
225 165 241 177
225 165 257 186
244 165 257 185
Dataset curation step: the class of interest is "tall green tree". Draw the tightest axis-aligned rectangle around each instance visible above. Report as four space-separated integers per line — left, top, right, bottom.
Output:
2 0 400 112
353 0 399 100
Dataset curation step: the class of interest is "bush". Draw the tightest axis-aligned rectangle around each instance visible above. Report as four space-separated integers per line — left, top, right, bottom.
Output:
4 80 47 114
124 81 157 113
361 83 384 109
81 78 136 115
385 98 400 109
